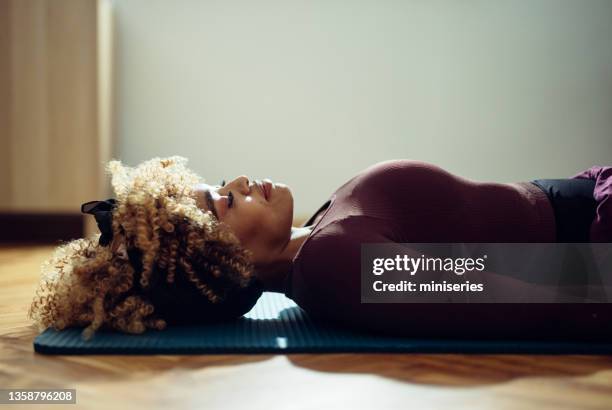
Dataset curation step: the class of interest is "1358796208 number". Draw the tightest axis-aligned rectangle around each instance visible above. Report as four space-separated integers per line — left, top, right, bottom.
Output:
0 389 76 404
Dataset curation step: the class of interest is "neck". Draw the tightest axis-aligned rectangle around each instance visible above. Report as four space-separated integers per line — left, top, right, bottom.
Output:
255 225 312 293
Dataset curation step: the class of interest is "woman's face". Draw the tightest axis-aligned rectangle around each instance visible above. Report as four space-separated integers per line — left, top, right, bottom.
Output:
192 176 294 264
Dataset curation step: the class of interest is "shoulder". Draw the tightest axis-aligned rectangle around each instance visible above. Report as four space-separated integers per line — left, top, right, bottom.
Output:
289 218 382 317
293 217 385 286
297 218 376 264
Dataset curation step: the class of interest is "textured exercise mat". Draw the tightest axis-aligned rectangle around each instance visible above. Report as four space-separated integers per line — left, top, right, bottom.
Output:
34 292 612 354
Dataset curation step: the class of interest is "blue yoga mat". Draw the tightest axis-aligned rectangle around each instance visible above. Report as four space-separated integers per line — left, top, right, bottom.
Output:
33 292 612 354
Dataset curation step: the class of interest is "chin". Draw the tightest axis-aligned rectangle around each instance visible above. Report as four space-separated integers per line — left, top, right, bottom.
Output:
280 185 294 228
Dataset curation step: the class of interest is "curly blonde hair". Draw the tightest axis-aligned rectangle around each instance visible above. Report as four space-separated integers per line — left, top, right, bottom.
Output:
28 156 257 340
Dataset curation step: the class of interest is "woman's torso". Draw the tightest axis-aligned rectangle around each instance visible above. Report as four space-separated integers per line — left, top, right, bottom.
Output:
284 160 612 340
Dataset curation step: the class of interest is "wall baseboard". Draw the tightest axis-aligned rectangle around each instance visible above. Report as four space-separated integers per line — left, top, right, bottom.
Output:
0 213 84 244
0 213 312 244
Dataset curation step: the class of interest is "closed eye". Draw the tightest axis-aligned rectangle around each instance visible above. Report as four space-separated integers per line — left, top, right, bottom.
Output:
204 189 218 219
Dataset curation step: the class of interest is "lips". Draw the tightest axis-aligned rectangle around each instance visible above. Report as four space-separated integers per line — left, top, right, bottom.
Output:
254 179 274 201
254 180 268 201
262 180 272 200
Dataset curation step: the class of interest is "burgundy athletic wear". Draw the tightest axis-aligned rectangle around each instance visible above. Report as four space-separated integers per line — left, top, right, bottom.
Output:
284 160 612 340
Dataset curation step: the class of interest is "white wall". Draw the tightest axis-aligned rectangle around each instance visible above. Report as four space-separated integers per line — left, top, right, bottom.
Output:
113 0 612 218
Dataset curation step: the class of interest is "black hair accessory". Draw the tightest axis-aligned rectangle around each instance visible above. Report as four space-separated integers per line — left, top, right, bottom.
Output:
81 198 117 246
81 199 149 291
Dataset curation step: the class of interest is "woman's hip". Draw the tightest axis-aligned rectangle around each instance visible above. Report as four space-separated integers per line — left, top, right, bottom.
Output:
530 178 597 242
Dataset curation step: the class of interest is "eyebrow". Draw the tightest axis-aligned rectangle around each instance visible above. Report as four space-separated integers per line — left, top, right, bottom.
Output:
203 188 218 219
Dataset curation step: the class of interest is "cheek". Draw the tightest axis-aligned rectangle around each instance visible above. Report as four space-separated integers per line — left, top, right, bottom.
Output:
224 203 270 244
224 192 293 249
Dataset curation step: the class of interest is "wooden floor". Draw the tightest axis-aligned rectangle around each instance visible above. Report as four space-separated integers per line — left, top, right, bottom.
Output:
2 245 612 410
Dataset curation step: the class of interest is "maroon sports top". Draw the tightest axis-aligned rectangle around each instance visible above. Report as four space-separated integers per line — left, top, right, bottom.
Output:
284 160 612 340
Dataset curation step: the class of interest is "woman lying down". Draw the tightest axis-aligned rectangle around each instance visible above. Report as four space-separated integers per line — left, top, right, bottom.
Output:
28 156 612 341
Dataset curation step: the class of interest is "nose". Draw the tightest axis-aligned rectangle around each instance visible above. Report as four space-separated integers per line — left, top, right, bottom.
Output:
226 175 250 195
